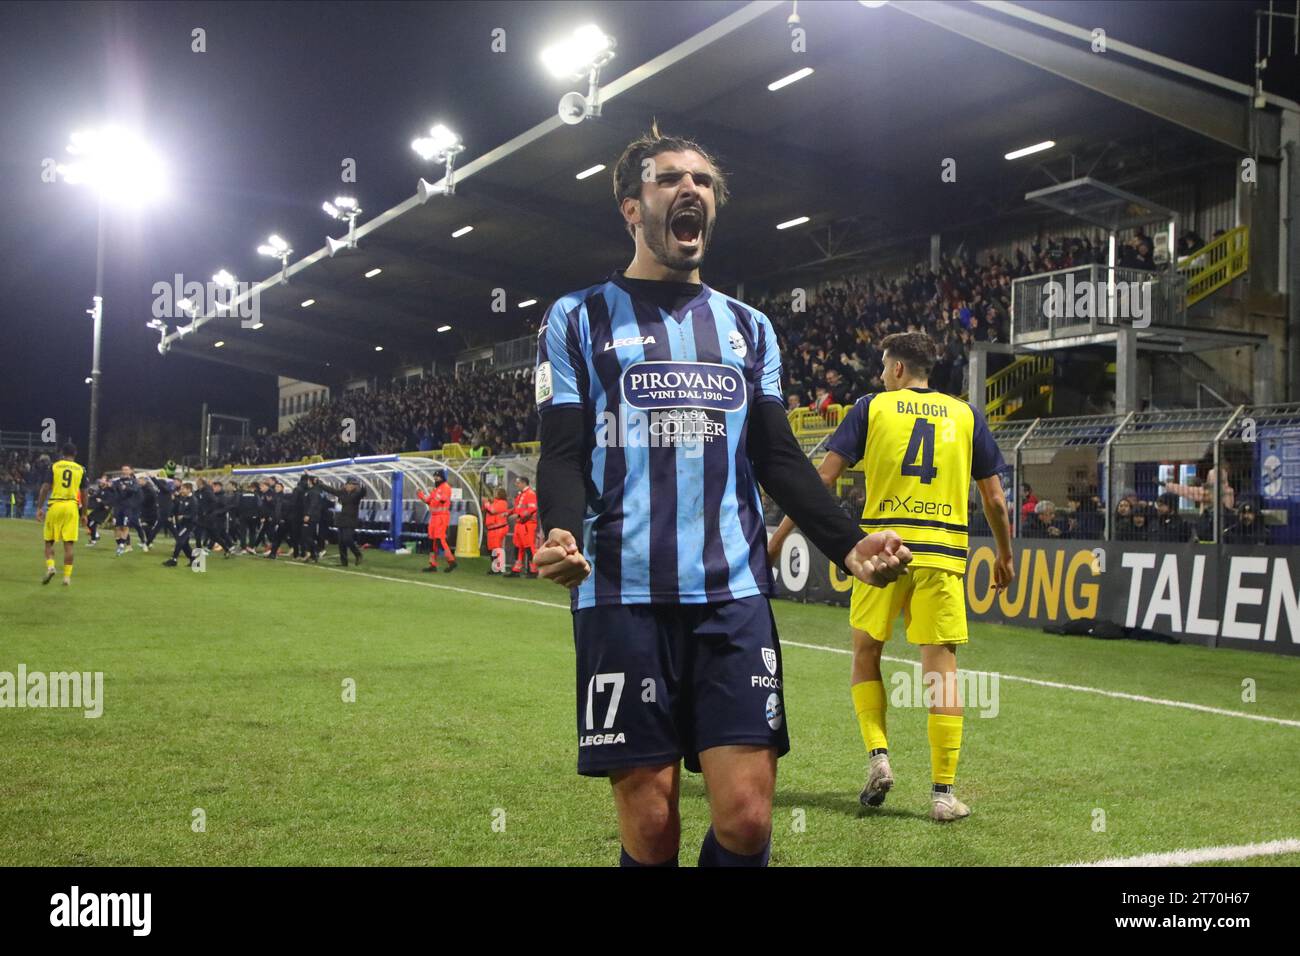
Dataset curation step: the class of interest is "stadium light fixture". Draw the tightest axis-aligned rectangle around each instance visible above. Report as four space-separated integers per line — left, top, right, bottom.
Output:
768 67 814 92
212 269 237 313
364 268 383 278
544 24 616 125
858 1 890 8
1005 140 1055 160
518 299 537 308
257 233 293 283
300 298 315 308
374 345 384 351
451 225 474 238
575 164 605 180
57 126 168 207
415 124 467 201
213 340 225 348
776 216 811 230
55 125 168 477
323 196 362 256
436 325 452 333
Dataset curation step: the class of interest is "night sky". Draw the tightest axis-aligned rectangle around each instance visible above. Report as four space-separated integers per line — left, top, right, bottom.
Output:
0 0 1291 457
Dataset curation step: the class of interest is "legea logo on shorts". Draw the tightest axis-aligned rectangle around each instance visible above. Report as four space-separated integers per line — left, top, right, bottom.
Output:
621 361 745 413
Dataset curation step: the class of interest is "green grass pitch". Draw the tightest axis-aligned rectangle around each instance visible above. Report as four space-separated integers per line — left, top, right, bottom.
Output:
1 519 1296 866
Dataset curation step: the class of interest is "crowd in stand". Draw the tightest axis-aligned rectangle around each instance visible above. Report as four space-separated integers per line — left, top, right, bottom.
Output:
755 233 1110 410
218 367 539 466
1 450 51 517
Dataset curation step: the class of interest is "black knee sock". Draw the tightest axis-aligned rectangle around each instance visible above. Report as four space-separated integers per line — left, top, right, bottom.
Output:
698 826 770 867
620 846 679 867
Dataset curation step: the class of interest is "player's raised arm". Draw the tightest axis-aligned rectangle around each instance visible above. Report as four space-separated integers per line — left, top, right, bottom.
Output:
767 449 850 564
748 401 909 588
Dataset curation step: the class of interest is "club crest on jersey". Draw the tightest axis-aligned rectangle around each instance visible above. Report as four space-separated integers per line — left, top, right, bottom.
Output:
761 647 777 676
728 330 747 358
603 335 656 351
621 361 745 413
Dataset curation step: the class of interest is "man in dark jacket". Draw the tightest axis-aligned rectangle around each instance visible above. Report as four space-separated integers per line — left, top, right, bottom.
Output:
298 475 327 562
162 482 198 567
205 479 237 556
268 481 296 559
319 475 365 566
1150 493 1191 543
236 482 261 553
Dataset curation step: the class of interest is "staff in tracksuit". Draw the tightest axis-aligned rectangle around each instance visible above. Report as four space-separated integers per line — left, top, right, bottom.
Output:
253 479 275 551
162 482 197 567
298 475 327 562
138 475 159 549
267 481 297 559
205 479 237 556
236 482 261 553
151 475 175 543
86 477 112 546
318 476 364 567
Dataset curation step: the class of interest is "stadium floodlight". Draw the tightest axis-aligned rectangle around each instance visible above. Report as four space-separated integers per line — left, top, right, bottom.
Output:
768 67 814 92
257 233 293 284
858 1 890 8
84 377 93 385
55 125 168 477
323 196 363 256
57 126 168 208
300 298 315 307
451 225 474 238
436 325 452 333
1005 140 1055 160
575 164 605 180
374 345 384 351
364 268 382 278
776 216 811 230
414 124 467 201
213 340 225 348
211 269 237 314
543 24 616 125
518 299 537 308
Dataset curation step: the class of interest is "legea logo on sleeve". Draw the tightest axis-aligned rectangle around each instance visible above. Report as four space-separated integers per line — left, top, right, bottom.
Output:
621 361 745 412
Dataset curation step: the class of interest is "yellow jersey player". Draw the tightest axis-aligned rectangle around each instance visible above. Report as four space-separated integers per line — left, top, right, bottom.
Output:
769 332 1014 821
36 443 87 587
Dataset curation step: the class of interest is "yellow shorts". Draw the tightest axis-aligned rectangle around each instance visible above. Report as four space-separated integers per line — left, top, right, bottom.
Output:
43 500 80 543
849 566 968 645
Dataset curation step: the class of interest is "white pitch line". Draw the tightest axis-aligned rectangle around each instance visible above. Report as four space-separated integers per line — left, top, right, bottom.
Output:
287 562 1300 729
1061 837 1300 867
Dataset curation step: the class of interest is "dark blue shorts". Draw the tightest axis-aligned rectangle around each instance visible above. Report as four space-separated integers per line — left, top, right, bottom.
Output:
114 508 138 528
572 595 789 777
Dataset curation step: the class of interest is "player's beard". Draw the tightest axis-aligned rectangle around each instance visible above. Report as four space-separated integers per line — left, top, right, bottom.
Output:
642 202 711 274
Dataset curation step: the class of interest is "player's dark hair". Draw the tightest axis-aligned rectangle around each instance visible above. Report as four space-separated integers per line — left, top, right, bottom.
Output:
881 332 937 378
612 120 729 239
61 442 77 458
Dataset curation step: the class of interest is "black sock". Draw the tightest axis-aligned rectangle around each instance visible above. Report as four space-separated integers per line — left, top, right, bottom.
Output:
698 826 770 867
870 747 888 758
932 783 954 795
619 846 678 867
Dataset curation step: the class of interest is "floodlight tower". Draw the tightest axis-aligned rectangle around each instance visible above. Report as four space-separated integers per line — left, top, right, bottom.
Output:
55 125 168 478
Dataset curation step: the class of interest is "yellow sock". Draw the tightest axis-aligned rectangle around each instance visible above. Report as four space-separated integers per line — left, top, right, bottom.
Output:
928 713 963 786
851 680 888 752
46 558 56 571
63 564 74 579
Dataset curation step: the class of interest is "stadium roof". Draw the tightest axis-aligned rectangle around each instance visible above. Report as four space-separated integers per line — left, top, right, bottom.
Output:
162 0 1283 386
